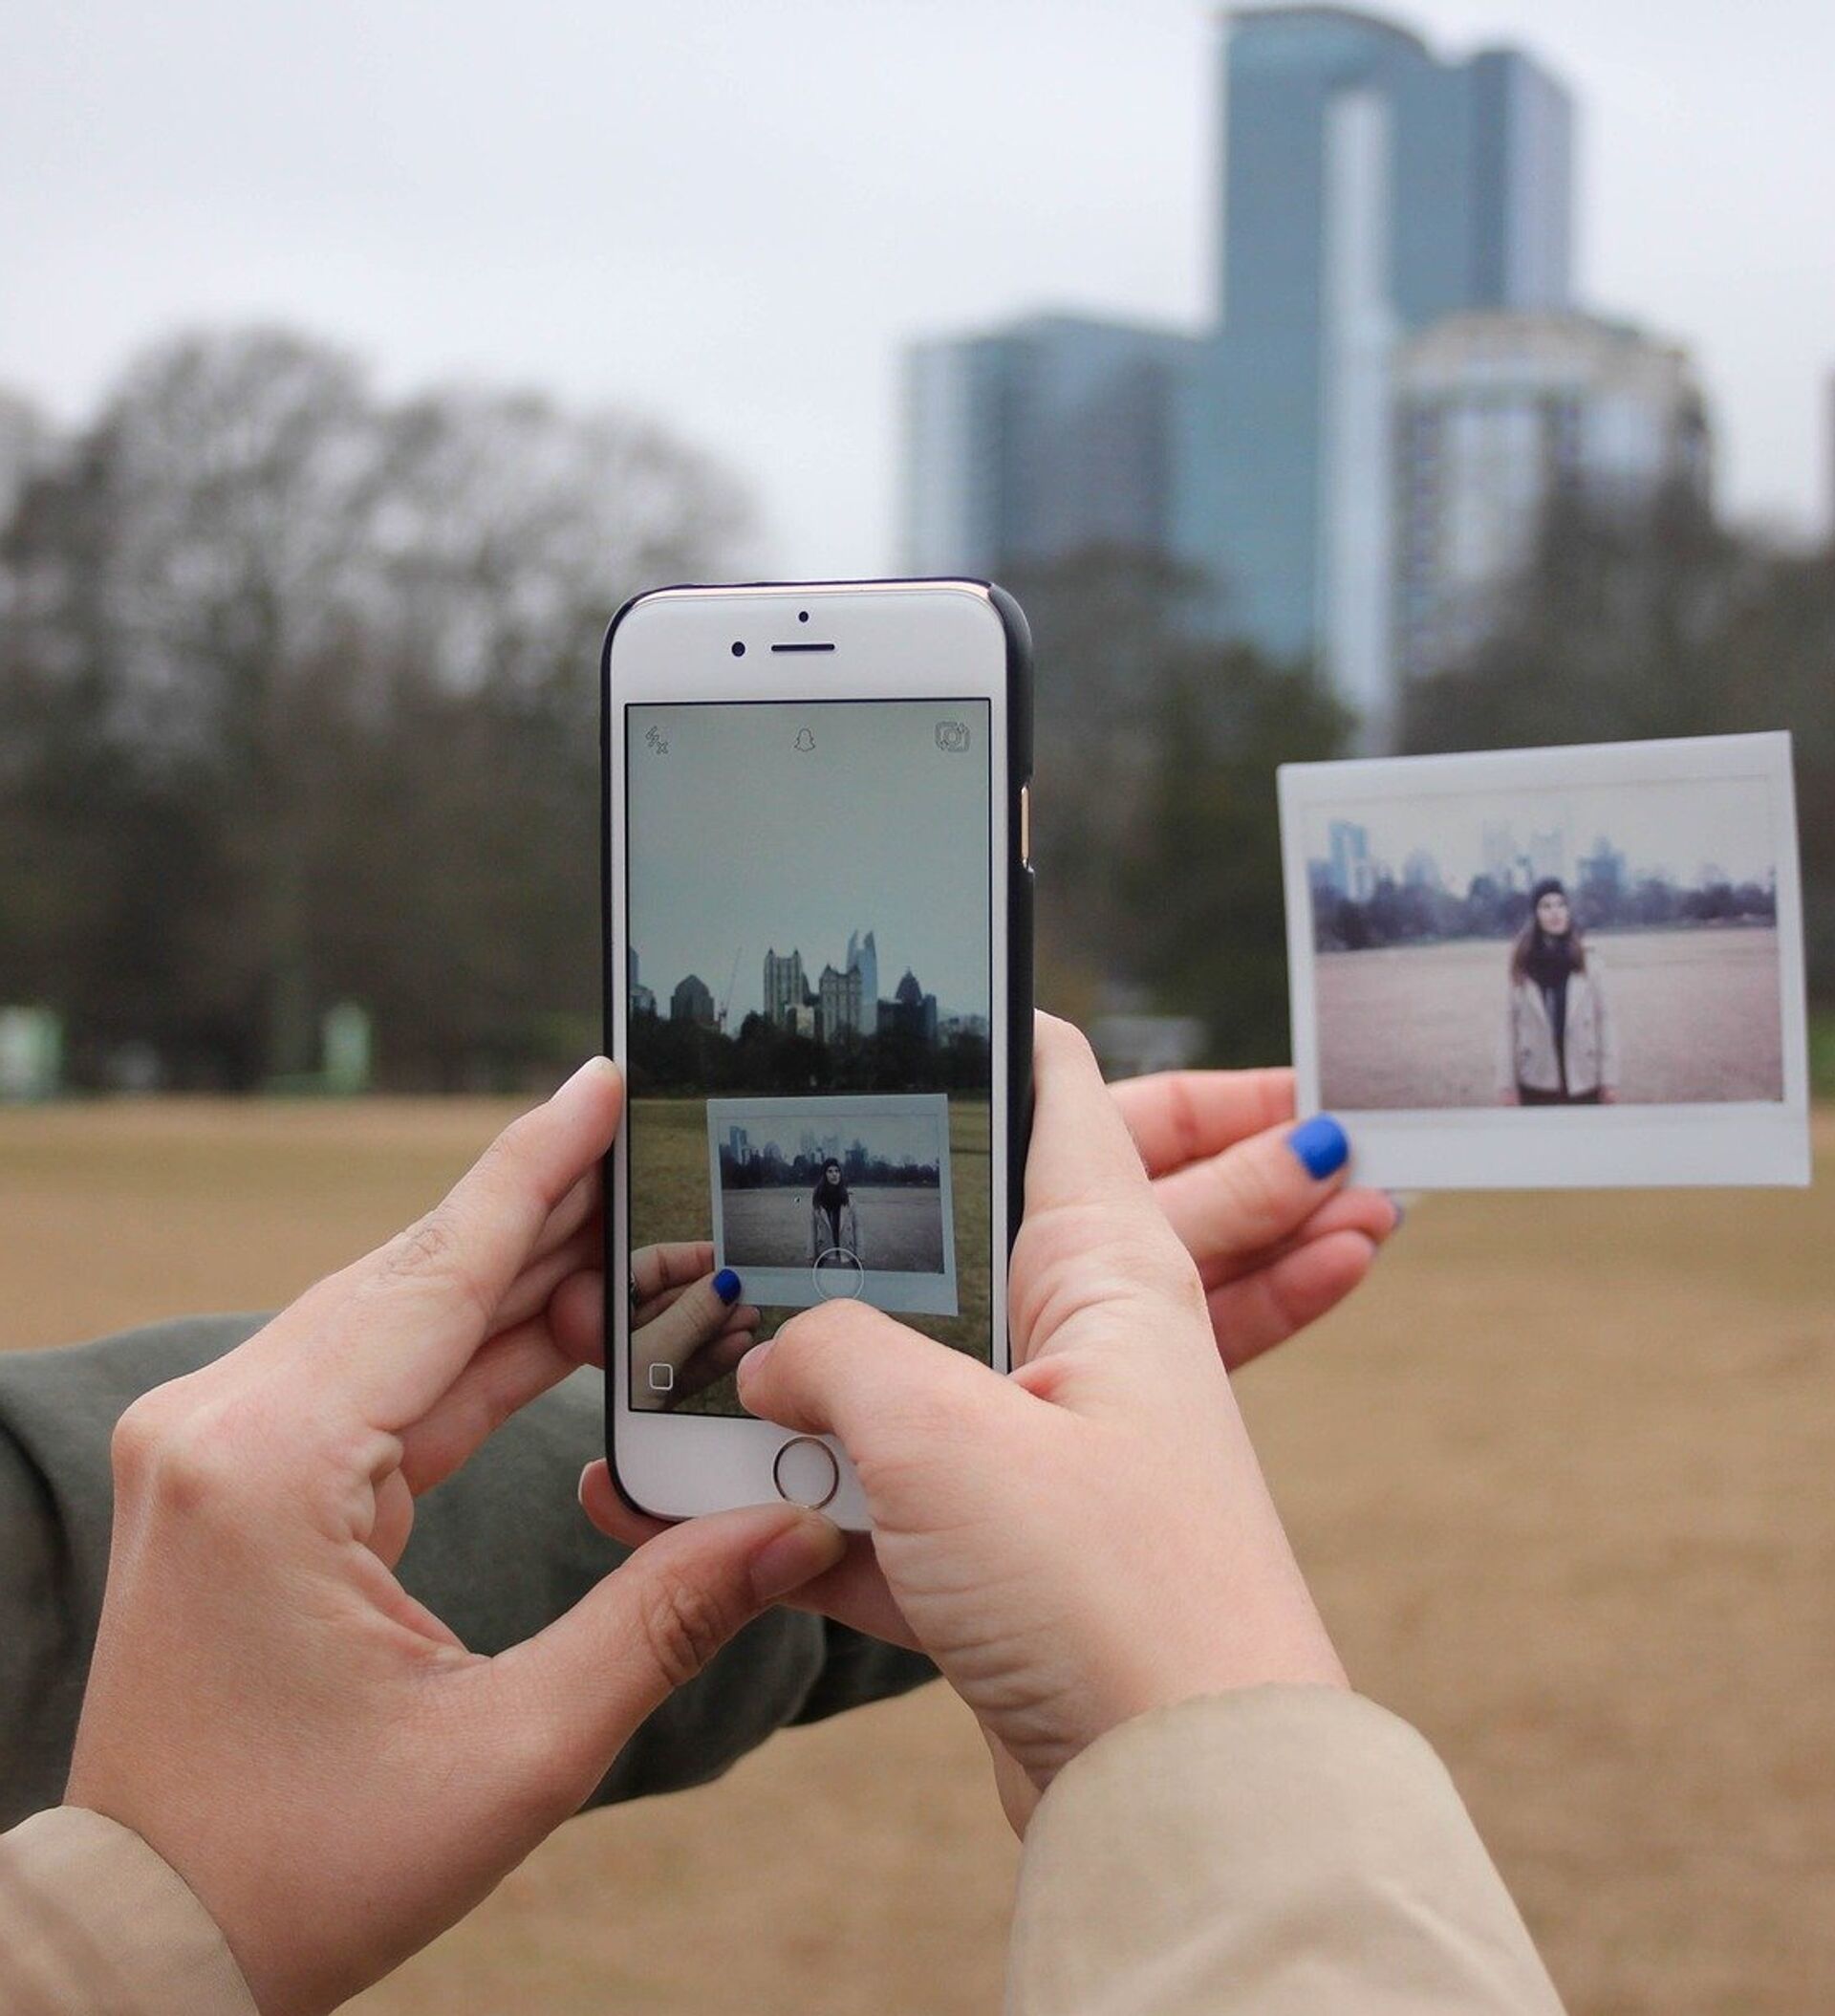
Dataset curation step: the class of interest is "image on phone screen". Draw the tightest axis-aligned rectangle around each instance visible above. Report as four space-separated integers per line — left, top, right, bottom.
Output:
624 698 994 1415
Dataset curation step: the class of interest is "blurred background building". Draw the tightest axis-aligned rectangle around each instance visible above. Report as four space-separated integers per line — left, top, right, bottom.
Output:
903 5 1706 752
905 314 1200 578
1393 311 1710 681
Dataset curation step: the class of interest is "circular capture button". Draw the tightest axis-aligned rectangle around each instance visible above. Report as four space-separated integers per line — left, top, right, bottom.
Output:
772 1436 839 1510
810 1249 866 1301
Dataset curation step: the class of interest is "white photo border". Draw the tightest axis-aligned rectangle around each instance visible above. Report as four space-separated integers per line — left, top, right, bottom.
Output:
704 1092 961 1313
1277 732 1811 1190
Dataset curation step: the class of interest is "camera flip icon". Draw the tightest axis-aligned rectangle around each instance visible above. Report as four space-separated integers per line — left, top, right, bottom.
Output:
935 720 971 753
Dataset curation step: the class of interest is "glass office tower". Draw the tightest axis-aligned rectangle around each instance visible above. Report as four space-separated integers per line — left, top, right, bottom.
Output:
1179 8 1574 740
905 314 1203 579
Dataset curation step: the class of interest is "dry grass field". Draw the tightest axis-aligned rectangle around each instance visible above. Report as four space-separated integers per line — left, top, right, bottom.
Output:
3 1094 1834 2014
1318 927 1785 1109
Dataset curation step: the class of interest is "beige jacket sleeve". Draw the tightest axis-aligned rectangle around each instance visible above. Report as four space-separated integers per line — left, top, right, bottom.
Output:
1008 1687 1566 2016
0 1808 255 2016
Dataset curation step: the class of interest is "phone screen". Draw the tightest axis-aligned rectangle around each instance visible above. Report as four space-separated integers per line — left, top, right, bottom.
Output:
623 698 995 1416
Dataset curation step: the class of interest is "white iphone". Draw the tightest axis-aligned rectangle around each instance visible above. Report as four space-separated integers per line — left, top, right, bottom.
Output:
601 579 1034 1530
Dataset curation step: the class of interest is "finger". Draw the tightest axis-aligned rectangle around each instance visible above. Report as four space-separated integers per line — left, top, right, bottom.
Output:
323 1057 624 1425
1206 1229 1379 1372
1145 1114 1354 1270
1024 1014 1169 1217
491 1223 605 1335
632 1241 718 1303
634 1280 756 1332
550 1269 606 1366
1192 1183 1398 1290
579 1463 918 1649
396 1299 599 1497
635 1269 747 1374
665 1325 758 1405
736 1298 1027 1464
1112 1069 1296 1177
487 1503 846 1802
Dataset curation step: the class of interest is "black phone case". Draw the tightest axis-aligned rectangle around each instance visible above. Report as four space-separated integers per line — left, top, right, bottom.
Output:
598 579 1035 1507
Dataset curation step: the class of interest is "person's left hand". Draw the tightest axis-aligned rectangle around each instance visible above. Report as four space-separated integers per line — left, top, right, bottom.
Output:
65 1059 844 2016
1106 1066 1398 1369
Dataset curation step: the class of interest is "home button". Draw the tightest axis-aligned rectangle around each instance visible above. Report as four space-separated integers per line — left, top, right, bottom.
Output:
772 1436 839 1510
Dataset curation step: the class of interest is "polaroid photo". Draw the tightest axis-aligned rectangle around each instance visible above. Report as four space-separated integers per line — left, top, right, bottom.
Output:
705 1093 960 1314
1278 732 1810 1189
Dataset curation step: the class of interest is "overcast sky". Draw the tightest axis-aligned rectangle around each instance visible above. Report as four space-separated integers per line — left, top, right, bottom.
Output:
4 1 1830 573
1305 773 1776 887
626 699 991 1023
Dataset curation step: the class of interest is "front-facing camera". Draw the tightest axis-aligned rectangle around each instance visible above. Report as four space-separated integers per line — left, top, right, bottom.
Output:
731 640 745 657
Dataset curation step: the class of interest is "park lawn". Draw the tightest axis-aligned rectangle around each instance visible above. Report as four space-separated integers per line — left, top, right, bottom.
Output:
3 1095 1834 2014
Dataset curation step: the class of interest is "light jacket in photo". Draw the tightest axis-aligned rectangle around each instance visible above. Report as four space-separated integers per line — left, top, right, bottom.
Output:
1500 961 1618 1097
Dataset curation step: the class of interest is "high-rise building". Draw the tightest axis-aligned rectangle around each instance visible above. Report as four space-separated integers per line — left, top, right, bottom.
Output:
880 969 939 1045
1179 8 1575 743
763 946 808 1028
845 929 879 1035
904 313 1203 578
1393 312 1710 679
628 947 656 1018
1327 818 1375 901
670 973 716 1026
816 963 864 1045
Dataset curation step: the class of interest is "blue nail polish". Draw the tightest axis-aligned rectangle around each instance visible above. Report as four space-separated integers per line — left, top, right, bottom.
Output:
1288 1115 1349 1181
713 1268 743 1304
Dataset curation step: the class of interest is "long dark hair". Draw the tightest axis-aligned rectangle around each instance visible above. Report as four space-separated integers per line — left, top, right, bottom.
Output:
812 1160 850 1209
1510 878 1587 984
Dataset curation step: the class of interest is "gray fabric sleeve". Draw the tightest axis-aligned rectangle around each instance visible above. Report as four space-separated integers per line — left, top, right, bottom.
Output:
0 1315 933 1828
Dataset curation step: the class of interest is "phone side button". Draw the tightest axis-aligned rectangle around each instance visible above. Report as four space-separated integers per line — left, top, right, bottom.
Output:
771 1436 840 1510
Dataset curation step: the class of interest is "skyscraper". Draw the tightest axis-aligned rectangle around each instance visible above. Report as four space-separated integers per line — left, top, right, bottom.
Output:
763 946 808 1028
845 928 879 1035
1180 9 1575 742
815 963 864 1046
904 313 1203 578
1393 312 1710 679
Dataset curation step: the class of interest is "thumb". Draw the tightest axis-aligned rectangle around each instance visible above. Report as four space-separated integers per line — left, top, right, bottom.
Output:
488 1503 844 1798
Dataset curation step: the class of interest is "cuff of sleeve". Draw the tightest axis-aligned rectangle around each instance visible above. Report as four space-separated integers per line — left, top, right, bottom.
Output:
0 1807 259 2016
1009 1686 1565 2016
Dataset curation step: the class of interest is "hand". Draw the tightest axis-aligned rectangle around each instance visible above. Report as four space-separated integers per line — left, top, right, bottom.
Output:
66 1060 844 2016
1600 1087 1618 1105
1502 1087 1522 1105
1108 1066 1398 1369
588 1019 1347 1830
630 1243 761 1409
580 1047 1392 1664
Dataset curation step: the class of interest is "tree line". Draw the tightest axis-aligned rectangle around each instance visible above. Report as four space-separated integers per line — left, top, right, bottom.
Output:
1317 869 1779 954
4 332 1831 1088
0 330 747 1088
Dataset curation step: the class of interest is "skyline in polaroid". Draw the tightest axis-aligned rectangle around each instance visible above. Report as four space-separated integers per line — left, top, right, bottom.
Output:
1278 732 1810 1189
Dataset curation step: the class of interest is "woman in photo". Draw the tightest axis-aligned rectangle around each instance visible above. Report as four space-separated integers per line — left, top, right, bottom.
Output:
1501 878 1620 1106
810 1157 863 1267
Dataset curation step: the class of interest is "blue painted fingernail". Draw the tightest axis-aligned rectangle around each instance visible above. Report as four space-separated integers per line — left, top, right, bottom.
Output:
1288 1115 1349 1180
713 1268 743 1304
1387 1191 1408 1231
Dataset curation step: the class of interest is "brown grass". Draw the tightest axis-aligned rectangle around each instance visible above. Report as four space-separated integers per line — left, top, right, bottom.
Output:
3 1095 1834 2014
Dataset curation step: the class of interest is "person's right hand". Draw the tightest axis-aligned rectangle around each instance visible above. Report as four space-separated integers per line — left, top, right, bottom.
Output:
594 1017 1348 1827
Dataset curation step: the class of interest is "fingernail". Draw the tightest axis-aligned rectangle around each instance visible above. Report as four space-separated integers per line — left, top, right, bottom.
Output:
554 1055 615 1101
713 1267 743 1304
750 1512 846 1602
1287 1114 1349 1180
1386 1190 1409 1231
